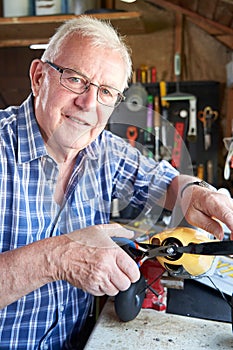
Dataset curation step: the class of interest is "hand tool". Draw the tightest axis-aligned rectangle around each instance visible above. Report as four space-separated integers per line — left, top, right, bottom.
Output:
141 70 146 84
167 103 188 170
151 66 157 83
114 234 233 268
187 97 197 142
136 68 141 83
207 159 214 184
224 140 233 180
161 53 197 142
113 237 174 267
145 95 153 143
197 163 204 179
126 126 138 147
171 121 185 169
154 95 160 161
159 81 170 159
131 70 137 84
140 64 148 84
198 106 219 150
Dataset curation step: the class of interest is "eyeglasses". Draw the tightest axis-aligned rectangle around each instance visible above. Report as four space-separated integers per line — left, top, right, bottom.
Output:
46 60 125 108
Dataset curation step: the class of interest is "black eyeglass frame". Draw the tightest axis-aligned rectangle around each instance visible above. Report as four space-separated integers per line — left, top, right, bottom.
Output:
45 60 125 108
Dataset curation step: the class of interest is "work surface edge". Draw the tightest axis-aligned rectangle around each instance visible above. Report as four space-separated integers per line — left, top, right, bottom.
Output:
85 298 233 349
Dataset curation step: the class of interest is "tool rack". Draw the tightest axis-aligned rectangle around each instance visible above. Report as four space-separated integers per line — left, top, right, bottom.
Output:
109 80 220 187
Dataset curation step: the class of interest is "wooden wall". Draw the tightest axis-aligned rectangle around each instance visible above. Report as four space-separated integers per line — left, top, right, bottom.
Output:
0 0 231 145
0 1 231 113
0 47 42 108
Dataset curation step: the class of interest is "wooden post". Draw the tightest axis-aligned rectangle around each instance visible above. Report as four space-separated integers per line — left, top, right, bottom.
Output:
101 0 115 9
226 87 233 137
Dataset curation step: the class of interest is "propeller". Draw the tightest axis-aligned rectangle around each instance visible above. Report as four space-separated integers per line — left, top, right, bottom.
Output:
175 240 233 256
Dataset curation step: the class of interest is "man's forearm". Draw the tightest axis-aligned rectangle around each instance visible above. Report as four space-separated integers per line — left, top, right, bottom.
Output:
0 236 64 309
162 174 201 210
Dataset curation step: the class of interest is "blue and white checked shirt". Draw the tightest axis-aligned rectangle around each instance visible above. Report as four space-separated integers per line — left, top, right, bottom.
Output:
0 95 178 349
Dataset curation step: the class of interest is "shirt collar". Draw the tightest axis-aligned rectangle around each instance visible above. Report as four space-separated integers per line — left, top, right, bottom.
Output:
17 94 48 164
82 139 100 160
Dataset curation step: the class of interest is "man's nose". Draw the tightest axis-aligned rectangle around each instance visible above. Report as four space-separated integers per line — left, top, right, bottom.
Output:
74 84 98 110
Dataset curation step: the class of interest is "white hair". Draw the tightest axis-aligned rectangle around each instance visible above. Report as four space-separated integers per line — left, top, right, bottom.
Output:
41 15 132 86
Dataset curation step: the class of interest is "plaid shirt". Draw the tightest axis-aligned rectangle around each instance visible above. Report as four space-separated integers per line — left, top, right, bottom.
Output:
0 95 178 349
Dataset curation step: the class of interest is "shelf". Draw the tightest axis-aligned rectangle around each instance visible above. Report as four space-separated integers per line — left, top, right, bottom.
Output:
0 12 143 48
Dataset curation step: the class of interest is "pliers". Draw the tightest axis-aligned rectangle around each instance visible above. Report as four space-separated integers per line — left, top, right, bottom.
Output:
113 236 233 267
113 237 175 267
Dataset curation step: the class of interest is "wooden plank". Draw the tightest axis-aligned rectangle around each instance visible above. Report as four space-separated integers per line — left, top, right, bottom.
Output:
0 39 49 48
214 1 233 27
197 0 218 20
174 12 183 53
187 16 224 35
0 12 141 25
179 0 198 12
187 17 233 50
103 0 115 8
0 12 144 47
147 0 233 35
215 34 233 50
225 87 233 137
221 0 233 5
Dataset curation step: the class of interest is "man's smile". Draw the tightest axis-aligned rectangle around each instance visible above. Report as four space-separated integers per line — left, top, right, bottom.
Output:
67 115 88 125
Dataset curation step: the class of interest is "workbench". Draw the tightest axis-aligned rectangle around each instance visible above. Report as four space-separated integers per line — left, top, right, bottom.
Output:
85 298 233 350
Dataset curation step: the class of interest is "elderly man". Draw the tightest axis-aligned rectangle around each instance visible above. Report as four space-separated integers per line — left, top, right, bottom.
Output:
0 15 232 349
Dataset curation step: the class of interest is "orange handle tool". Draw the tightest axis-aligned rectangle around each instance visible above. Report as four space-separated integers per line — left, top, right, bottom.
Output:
126 126 138 147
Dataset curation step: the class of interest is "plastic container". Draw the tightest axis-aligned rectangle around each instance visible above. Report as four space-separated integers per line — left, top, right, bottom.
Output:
3 0 29 17
35 0 62 15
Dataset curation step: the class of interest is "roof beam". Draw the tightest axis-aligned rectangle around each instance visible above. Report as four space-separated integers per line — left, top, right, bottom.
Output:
147 0 233 36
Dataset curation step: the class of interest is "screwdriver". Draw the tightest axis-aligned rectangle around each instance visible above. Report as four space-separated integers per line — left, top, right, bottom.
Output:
154 95 160 161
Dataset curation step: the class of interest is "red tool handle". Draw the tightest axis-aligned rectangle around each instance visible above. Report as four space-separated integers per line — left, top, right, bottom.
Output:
126 126 138 147
171 122 185 169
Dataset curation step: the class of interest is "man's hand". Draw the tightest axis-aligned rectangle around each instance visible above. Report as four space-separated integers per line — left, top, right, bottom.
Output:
50 223 140 296
180 185 233 240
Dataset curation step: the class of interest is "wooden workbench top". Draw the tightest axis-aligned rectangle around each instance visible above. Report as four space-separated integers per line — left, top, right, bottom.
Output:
85 299 233 349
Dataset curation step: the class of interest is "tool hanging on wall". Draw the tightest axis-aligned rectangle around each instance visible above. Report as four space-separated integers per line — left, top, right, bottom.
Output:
125 83 148 112
171 121 185 169
126 126 138 147
164 102 190 171
162 53 197 143
134 66 157 84
223 137 233 180
145 95 153 143
154 95 160 161
159 81 171 161
198 106 219 150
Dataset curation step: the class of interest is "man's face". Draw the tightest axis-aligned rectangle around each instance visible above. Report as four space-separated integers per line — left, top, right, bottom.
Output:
31 35 126 159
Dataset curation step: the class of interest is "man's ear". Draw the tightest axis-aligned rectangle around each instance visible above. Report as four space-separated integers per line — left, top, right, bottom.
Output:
29 59 44 97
